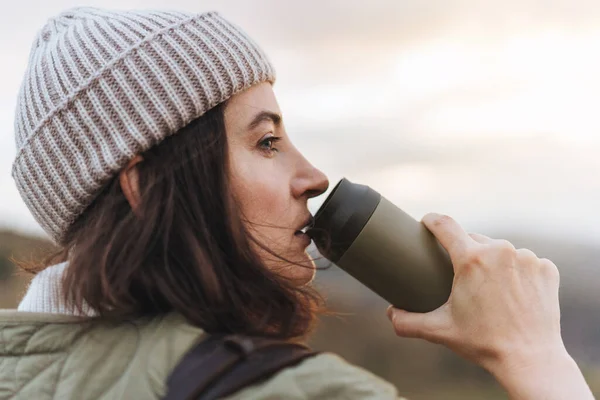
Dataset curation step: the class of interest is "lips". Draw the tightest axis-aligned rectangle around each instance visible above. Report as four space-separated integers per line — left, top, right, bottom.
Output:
294 230 312 248
294 216 314 237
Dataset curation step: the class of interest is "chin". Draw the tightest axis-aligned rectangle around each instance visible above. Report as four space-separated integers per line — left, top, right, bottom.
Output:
269 251 317 286
292 254 317 286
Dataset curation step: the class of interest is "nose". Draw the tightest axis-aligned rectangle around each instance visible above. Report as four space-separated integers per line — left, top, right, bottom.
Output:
292 156 329 200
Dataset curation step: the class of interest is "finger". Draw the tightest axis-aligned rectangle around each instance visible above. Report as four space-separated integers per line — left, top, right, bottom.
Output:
387 305 450 344
539 258 561 284
422 213 474 261
516 248 538 262
469 232 494 244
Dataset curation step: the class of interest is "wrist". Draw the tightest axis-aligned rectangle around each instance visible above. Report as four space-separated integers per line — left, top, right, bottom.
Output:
487 346 593 399
489 346 573 381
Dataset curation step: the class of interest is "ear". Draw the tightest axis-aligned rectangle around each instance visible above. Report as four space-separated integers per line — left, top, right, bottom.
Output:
119 155 144 213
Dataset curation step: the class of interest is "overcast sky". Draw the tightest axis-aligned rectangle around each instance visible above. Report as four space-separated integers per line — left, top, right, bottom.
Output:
1 0 599 245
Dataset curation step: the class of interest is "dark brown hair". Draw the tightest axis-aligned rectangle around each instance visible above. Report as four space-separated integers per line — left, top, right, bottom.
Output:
33 102 324 339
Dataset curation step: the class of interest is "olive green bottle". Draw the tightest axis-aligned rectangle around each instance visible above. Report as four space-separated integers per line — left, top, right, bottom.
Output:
308 178 454 313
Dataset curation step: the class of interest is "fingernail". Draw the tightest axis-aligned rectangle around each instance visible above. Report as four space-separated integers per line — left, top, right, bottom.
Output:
386 305 394 321
422 212 439 222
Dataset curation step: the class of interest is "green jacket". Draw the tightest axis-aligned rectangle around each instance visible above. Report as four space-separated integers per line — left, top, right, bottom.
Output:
0 310 402 399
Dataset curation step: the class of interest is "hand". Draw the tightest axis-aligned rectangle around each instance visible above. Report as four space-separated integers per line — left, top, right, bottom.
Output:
386 213 593 399
388 212 562 368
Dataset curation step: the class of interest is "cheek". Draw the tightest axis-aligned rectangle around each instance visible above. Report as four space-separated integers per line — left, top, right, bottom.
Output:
229 156 289 228
228 152 315 285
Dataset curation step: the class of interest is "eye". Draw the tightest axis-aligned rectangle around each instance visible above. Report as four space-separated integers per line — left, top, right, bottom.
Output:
258 135 282 154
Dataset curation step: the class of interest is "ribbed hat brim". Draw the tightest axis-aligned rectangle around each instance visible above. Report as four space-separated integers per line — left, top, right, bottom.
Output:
12 8 276 243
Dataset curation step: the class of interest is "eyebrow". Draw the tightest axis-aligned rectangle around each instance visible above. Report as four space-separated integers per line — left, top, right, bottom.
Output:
247 111 282 130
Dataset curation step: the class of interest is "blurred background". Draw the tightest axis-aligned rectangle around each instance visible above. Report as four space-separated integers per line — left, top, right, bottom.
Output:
1 1 599 398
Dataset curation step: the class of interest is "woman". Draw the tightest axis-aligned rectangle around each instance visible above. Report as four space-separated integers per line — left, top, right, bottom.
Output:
0 6 593 399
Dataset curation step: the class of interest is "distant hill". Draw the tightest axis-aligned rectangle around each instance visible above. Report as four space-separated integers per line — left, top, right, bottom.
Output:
1 229 599 399
0 230 53 307
0 230 52 278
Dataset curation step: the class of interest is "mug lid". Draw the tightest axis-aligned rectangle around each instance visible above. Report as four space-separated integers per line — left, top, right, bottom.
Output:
308 178 381 262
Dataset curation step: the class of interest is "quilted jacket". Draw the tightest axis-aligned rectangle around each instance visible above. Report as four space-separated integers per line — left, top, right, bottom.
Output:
0 310 402 399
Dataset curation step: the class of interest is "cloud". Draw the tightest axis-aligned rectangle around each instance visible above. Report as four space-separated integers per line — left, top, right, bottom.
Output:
2 0 600 243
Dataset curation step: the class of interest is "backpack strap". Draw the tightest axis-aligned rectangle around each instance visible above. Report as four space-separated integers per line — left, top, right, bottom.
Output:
163 334 320 400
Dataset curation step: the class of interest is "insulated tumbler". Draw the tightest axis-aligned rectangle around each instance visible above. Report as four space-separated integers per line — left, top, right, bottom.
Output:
307 178 455 313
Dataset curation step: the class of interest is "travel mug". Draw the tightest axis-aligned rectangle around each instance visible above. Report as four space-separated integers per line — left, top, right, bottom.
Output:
307 178 454 313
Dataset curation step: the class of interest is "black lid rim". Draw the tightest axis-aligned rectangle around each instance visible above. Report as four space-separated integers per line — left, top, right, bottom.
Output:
309 178 381 262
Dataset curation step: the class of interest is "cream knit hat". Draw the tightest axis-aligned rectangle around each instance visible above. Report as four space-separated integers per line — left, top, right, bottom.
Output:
11 7 276 244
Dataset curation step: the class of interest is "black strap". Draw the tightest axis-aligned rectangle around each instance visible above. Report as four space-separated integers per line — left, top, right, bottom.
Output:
163 334 319 400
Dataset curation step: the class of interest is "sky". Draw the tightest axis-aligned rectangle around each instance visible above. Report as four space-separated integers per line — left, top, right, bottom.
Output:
1 0 599 245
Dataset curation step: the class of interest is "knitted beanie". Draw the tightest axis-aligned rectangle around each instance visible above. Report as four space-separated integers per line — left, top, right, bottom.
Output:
11 7 276 244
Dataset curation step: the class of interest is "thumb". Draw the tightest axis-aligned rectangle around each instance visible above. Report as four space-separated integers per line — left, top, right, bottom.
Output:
387 305 451 344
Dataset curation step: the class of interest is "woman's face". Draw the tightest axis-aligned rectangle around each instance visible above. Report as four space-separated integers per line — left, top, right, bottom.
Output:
225 83 329 285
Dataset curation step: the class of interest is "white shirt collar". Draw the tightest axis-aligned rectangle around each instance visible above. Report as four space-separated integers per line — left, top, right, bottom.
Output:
18 262 95 316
